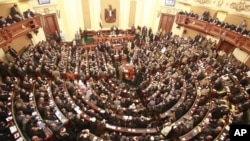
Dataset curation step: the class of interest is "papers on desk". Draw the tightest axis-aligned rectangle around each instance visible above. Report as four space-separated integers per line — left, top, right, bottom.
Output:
6 116 13 122
37 121 44 128
49 100 54 107
9 125 17 133
55 111 65 122
123 115 132 120
113 43 122 46
106 124 116 129
100 110 105 113
247 71 250 77
32 111 37 116
161 47 166 53
74 106 82 114
221 74 229 81
161 125 172 136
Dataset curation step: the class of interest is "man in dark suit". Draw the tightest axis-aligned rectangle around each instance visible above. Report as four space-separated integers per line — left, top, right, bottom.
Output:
0 16 7 28
83 28 88 41
5 15 15 25
10 4 23 22
23 9 35 19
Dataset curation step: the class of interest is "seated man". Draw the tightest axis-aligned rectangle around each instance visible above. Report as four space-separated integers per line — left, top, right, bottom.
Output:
10 4 23 22
5 15 16 25
23 9 35 19
0 16 8 28
7 46 18 58
110 25 119 35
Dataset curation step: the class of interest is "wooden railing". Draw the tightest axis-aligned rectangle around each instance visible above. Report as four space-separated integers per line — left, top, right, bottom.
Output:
175 14 250 54
0 15 42 47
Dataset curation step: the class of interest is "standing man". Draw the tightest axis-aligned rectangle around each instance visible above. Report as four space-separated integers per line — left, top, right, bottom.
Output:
10 4 23 22
83 28 88 41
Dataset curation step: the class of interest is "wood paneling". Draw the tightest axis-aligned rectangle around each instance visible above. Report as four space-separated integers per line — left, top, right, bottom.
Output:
182 28 201 39
42 13 60 38
244 56 250 67
217 40 235 54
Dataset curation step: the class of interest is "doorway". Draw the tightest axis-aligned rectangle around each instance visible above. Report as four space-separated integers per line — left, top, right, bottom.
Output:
42 13 60 41
158 14 175 33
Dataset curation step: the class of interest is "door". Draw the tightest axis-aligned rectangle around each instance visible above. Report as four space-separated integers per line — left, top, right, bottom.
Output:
158 14 175 33
42 13 60 40
217 40 235 54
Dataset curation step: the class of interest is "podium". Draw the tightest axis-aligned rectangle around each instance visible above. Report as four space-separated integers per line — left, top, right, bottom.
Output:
123 64 135 81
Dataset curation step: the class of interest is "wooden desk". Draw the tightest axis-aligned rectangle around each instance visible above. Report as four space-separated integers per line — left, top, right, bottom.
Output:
93 34 135 43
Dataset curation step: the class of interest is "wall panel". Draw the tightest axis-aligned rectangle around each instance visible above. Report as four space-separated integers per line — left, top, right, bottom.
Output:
182 28 201 39
2 34 32 53
0 2 17 17
233 48 249 63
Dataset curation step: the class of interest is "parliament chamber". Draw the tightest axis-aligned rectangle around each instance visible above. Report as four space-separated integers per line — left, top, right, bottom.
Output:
1 1 250 141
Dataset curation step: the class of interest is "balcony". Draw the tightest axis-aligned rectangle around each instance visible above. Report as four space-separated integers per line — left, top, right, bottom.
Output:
0 14 42 47
176 14 250 54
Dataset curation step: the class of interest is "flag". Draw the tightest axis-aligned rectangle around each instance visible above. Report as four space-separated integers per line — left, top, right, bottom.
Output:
99 13 103 29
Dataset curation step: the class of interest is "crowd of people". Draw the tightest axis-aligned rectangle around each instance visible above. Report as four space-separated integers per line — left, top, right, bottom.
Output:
0 4 34 28
0 22 250 141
